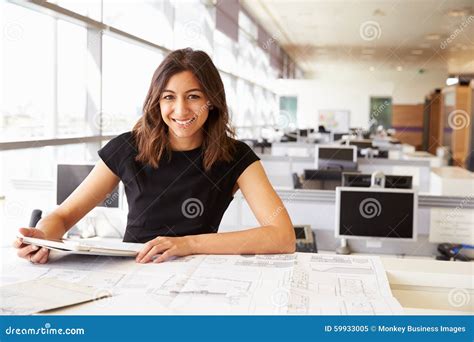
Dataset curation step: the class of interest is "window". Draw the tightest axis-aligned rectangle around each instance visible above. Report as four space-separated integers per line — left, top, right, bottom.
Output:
57 19 88 137
102 35 163 134
102 0 174 49
1 3 55 141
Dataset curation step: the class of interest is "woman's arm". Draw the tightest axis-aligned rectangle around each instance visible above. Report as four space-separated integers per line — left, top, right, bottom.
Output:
14 160 120 263
137 161 296 263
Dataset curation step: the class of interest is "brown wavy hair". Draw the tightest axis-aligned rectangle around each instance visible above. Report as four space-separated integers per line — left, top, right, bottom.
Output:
132 48 236 171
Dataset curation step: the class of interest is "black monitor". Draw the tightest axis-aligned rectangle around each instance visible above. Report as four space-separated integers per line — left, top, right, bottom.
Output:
299 129 308 137
342 173 413 189
56 164 119 208
335 187 417 241
314 145 357 170
349 140 373 149
303 169 344 190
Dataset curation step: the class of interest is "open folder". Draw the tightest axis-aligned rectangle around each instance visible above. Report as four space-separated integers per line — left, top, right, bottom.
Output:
19 236 143 257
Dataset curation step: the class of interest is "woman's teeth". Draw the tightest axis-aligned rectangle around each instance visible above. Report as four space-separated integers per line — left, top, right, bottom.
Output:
172 116 197 126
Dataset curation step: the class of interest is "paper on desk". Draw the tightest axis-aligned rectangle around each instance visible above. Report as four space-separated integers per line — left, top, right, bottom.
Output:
0 277 111 315
429 208 474 245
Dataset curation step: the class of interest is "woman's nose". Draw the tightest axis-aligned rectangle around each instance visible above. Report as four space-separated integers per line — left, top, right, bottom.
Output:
173 98 189 117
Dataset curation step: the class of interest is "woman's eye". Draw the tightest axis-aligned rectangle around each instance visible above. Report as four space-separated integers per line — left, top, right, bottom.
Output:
162 95 174 100
188 94 200 100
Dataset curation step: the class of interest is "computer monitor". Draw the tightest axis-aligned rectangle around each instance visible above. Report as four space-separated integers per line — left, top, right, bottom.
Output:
342 172 413 189
314 145 357 170
348 139 373 150
299 129 308 137
335 187 417 241
56 164 119 208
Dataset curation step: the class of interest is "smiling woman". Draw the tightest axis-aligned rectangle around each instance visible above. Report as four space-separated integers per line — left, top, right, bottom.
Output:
14 48 296 264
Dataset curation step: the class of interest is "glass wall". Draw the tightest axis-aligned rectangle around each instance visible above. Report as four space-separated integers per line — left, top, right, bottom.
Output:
1 0 300 202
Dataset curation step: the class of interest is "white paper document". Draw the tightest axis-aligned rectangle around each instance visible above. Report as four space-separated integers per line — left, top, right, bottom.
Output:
0 277 111 315
19 236 143 257
1 249 403 315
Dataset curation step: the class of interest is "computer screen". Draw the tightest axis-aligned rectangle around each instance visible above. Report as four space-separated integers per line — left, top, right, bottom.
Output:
341 173 413 189
294 226 307 239
335 187 417 240
349 140 373 149
57 164 119 208
314 145 357 170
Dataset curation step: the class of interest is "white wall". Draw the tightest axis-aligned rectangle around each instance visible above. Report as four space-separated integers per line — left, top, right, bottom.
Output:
273 62 448 129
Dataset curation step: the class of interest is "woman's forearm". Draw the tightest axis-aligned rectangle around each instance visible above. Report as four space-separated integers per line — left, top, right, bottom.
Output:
35 212 69 239
188 225 296 255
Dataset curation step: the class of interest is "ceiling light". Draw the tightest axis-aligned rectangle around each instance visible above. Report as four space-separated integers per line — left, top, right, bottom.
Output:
446 77 459 86
361 48 375 55
369 66 375 72
425 34 441 40
411 49 424 55
419 43 431 48
373 9 386 16
447 9 468 17
396 66 403 71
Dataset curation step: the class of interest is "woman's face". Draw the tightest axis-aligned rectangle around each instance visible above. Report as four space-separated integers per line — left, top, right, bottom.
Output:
159 70 210 147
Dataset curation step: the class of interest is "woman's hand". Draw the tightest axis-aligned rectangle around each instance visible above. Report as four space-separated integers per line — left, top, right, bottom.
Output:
136 236 194 263
13 228 50 264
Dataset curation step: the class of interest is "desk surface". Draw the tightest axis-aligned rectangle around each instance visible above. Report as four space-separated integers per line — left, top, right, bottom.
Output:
1 247 472 315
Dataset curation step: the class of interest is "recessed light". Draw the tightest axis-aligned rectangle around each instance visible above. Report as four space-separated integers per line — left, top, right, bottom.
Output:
419 43 431 48
396 66 403 71
411 49 424 55
373 9 386 16
369 66 375 72
447 9 468 17
425 34 441 40
361 48 375 55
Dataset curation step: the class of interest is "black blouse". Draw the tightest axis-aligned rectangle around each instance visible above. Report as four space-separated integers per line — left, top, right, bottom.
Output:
98 132 260 243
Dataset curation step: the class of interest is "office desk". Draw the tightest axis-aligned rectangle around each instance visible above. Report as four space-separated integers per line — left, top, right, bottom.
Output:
1 248 472 315
380 257 473 314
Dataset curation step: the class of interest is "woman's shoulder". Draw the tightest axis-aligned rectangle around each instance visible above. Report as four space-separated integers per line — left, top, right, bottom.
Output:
100 131 138 159
226 138 260 166
108 131 137 151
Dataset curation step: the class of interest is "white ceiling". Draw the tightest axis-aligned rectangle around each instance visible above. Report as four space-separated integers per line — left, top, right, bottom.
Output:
241 0 474 76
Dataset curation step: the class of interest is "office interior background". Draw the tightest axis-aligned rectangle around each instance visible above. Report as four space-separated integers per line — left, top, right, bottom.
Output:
0 0 473 306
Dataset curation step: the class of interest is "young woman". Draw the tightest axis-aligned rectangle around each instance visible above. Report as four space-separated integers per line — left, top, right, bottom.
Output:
14 48 295 264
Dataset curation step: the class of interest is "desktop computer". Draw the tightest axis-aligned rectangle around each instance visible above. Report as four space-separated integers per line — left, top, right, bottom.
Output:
314 145 357 170
56 164 124 238
341 172 413 189
57 164 119 207
335 187 417 241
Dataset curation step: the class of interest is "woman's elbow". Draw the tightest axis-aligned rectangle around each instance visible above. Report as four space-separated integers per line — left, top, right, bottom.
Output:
279 226 296 254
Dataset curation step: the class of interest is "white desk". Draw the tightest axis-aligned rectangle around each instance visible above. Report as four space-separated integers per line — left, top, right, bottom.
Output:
430 167 474 197
1 247 472 315
380 257 473 315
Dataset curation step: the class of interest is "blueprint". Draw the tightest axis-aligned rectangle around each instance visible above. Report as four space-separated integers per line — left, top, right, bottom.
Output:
0 248 403 315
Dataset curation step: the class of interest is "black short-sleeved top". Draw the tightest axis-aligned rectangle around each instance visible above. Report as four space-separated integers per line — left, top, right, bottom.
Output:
98 132 260 243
